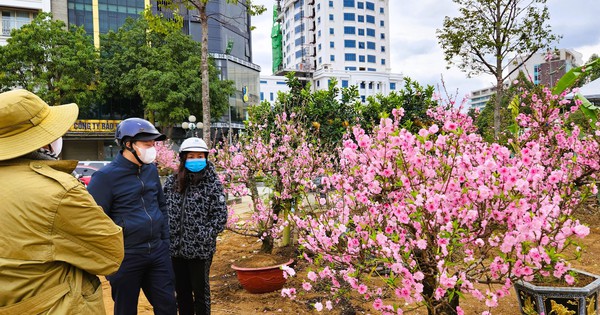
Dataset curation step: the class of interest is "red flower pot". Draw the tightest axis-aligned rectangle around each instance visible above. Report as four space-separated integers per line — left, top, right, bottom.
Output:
231 258 294 294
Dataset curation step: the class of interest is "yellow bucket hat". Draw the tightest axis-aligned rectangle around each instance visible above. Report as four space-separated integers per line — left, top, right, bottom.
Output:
0 89 78 161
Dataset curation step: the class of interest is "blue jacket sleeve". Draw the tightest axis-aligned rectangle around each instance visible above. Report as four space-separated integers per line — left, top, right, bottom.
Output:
87 171 113 215
157 175 170 242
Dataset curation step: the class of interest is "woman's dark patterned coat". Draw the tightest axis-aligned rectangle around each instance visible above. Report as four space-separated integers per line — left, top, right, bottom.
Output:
163 162 228 260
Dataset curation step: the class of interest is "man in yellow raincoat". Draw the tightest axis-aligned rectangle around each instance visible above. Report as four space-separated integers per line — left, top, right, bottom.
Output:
0 89 124 314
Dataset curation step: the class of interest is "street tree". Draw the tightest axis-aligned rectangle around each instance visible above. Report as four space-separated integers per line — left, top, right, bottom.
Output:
437 0 559 139
159 0 265 147
98 10 234 127
0 12 99 109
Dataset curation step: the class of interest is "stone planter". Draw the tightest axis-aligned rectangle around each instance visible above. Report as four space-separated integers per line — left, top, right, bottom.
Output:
514 269 600 315
231 258 294 294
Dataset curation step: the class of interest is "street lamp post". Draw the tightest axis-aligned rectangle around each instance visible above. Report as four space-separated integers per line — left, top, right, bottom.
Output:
181 115 204 138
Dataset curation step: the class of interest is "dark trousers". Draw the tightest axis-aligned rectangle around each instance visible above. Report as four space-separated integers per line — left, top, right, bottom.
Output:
107 241 177 315
172 257 213 315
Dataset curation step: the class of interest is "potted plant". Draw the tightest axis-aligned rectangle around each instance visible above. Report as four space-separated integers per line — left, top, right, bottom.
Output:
514 269 600 315
214 112 331 293
230 254 295 294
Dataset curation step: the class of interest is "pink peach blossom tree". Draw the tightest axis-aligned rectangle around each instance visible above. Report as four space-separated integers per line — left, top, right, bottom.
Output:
213 112 333 253
284 86 600 314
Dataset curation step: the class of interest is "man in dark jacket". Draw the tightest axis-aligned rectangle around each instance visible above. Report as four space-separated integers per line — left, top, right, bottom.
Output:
87 118 176 315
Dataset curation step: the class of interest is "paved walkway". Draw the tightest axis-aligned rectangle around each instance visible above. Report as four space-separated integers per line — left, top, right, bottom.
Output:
227 187 272 216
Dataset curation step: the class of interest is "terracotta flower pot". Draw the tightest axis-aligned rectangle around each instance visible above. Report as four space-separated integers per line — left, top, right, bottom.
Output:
231 258 294 294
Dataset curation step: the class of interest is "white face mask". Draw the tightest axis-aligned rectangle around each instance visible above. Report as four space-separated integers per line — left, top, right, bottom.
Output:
50 137 63 157
134 144 157 164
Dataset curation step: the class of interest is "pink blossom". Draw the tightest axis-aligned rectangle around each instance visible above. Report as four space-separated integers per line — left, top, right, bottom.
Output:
314 302 323 311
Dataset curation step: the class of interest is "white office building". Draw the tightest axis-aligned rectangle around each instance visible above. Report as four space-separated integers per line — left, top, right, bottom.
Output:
470 49 583 110
0 0 50 45
267 0 402 102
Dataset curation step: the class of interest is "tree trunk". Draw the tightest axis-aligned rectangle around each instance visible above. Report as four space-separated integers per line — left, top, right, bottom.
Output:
493 75 504 140
419 249 460 315
200 4 211 147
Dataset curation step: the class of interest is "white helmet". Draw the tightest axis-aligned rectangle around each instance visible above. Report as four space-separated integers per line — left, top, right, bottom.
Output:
180 137 209 153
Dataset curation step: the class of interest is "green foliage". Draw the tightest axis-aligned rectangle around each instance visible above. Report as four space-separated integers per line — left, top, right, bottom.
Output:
248 74 438 153
98 10 234 125
358 78 436 133
247 74 358 152
437 0 559 137
0 12 100 109
472 72 534 143
437 0 558 80
583 54 600 83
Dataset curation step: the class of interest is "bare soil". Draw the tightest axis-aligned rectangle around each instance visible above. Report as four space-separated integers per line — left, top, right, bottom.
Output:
102 204 600 314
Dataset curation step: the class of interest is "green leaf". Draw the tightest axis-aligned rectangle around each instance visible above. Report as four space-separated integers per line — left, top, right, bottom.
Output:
553 58 600 95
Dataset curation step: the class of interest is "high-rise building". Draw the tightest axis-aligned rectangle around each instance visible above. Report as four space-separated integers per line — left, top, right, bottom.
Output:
267 0 402 101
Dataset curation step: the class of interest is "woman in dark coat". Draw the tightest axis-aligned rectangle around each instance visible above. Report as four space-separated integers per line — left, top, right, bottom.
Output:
163 137 228 315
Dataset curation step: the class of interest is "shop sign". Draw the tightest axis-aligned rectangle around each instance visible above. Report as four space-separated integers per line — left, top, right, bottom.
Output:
70 119 121 132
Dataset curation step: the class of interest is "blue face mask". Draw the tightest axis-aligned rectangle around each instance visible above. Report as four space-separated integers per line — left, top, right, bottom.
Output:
185 158 207 172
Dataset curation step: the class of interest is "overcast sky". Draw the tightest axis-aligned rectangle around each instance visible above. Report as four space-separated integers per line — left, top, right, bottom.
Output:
249 0 600 102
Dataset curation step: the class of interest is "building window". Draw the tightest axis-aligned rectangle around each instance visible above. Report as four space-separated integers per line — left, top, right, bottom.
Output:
361 95 366 102
342 80 349 87
358 42 365 49
343 0 355 7
380 7 384 14
344 13 355 21
345 66 357 71
366 15 375 24
344 26 356 34
381 59 386 65
1 10 34 36
359 55 365 62
381 46 385 52
366 28 375 37
344 40 356 48
367 55 376 63
270 92 274 101
330 28 334 34
318 30 321 37
360 82 365 89
390 82 396 90
380 20 384 27
357 2 364 9
329 1 333 7
318 57 322 64
345 53 357 61
367 41 375 50
318 43 322 50
357 15 364 22
330 55 335 61
260 92 264 101
330 41 335 48
329 14 334 21
381 33 385 39
358 28 365 36
366 2 375 10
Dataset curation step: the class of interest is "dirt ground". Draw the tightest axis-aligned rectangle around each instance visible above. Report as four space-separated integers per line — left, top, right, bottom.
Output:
102 205 600 315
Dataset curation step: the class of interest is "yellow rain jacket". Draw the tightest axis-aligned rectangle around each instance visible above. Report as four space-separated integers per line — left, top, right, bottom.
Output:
0 159 124 315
